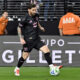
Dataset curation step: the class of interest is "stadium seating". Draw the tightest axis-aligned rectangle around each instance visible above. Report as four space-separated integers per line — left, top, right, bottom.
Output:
0 0 80 21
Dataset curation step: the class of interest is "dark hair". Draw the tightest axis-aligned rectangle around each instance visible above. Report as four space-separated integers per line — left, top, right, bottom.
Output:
1 11 8 14
27 4 36 9
66 5 73 13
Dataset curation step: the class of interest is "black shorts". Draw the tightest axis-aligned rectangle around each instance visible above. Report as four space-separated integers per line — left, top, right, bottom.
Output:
22 37 45 52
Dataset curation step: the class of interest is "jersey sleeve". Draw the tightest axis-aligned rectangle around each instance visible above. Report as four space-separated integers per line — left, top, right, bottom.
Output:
18 15 27 28
58 17 63 29
35 13 39 21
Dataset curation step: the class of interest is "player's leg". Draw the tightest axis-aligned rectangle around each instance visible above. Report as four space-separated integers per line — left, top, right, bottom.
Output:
40 45 53 66
14 51 29 76
14 43 32 76
17 51 29 68
35 37 62 75
40 45 62 75
40 45 63 68
35 39 55 72
35 38 53 66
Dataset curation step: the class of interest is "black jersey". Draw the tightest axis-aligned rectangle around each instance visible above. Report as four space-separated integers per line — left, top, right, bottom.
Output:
19 13 39 41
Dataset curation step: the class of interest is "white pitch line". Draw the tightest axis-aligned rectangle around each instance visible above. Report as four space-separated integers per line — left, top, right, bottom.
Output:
3 42 21 44
67 42 80 44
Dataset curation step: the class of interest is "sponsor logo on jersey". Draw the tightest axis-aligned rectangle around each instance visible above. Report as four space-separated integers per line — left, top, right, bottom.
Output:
33 22 37 28
29 20 33 23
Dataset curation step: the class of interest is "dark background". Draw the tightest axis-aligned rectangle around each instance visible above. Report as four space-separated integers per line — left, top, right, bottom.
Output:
6 20 60 35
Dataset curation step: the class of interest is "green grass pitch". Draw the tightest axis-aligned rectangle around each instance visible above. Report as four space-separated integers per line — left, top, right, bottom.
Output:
0 67 80 80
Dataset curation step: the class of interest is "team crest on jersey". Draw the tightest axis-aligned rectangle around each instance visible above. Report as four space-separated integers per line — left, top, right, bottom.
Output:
29 20 32 23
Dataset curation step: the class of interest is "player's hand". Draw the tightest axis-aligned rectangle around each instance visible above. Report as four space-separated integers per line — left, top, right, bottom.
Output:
40 27 45 32
4 29 8 35
20 38 26 44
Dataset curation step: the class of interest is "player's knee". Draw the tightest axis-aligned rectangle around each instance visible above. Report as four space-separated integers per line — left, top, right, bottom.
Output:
44 49 50 53
22 52 29 60
43 49 50 54
40 45 50 53
44 47 50 53
22 55 28 60
22 56 27 60
46 49 50 53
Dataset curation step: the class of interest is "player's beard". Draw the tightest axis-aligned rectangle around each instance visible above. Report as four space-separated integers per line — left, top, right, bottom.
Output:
31 11 36 16
29 11 36 17
32 13 36 16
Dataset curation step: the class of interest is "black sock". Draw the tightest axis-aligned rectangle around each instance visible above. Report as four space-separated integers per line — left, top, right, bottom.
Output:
44 52 52 65
17 57 25 68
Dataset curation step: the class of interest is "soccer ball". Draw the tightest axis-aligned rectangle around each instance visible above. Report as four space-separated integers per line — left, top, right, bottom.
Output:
50 66 60 76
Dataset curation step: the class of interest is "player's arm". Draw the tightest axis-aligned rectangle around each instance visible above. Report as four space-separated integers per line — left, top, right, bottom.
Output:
59 29 63 36
17 15 27 44
4 20 8 35
17 26 26 44
38 22 45 32
36 13 45 32
4 29 8 35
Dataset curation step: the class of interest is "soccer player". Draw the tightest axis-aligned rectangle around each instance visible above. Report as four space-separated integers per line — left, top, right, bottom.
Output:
58 5 80 36
14 4 62 76
0 12 8 35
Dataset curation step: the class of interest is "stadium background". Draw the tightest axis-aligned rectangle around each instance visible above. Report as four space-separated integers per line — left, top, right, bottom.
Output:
0 0 80 80
0 0 80 35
